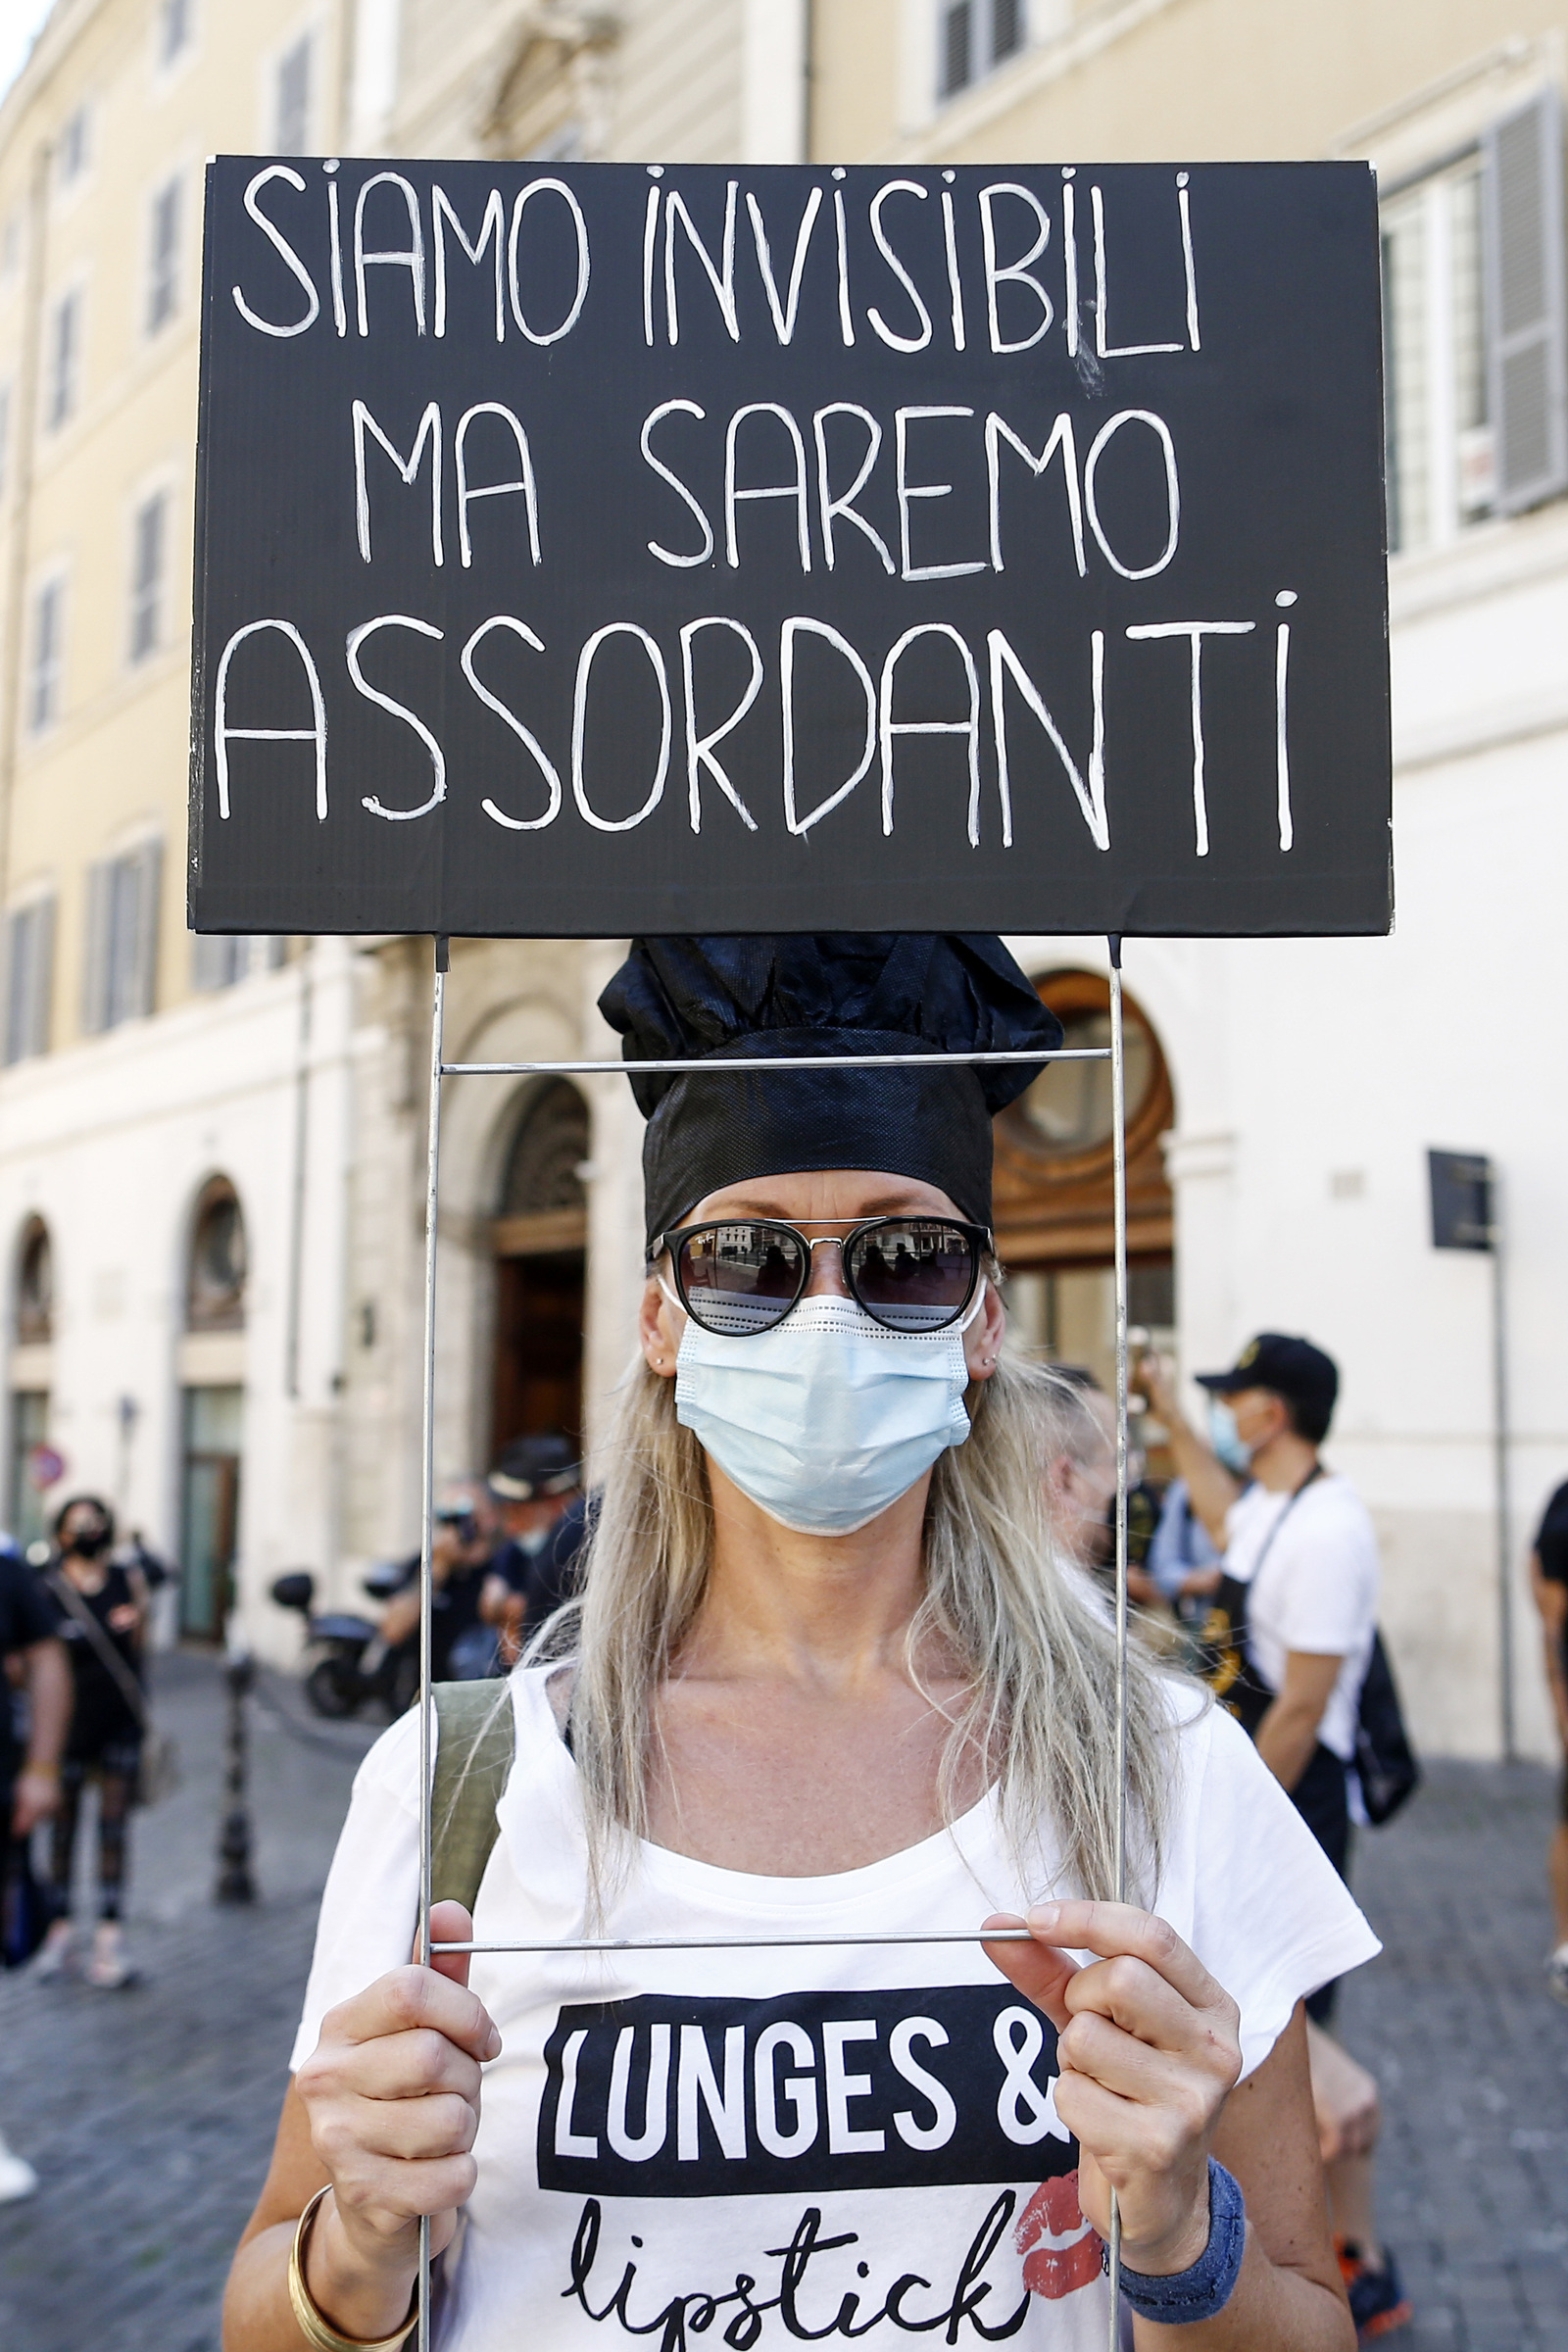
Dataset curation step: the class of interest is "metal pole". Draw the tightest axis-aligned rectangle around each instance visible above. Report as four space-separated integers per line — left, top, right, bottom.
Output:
416 936 447 2352
1106 936 1130 2344
284 941 315 1399
433 1926 1040 1956
1491 1171 1515 1762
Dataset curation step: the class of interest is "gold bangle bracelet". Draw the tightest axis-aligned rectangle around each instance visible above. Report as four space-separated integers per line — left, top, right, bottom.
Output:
286 2186 418 2352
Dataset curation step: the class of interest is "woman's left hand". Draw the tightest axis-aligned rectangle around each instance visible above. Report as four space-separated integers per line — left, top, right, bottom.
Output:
983 1901 1243 2275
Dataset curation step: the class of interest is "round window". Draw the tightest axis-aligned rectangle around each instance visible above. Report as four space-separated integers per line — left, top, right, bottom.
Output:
1006 981 1159 1162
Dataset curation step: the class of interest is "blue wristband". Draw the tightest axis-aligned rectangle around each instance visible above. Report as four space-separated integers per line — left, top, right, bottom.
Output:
1108 2158 1248 2326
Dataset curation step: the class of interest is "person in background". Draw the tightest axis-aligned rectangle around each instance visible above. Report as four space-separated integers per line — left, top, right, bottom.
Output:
377 1478 500 1683
1041 1367 1162 1606
32 1495 150 1991
1148 1476 1224 1627
1142 1335 1409 2343
0 1532 69 2197
1528 1478 1568 2004
479 1433 584 1663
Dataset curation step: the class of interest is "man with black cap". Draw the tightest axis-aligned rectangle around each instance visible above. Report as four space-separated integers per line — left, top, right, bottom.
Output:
480 1432 586 1660
1142 1333 1408 2341
1143 1334 1374 1871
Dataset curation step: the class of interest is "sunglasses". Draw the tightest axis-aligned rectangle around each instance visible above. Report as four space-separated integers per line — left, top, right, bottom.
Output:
654 1215 992 1337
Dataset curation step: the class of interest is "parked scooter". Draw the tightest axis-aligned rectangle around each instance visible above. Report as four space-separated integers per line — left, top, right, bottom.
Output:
270 1564 417 1721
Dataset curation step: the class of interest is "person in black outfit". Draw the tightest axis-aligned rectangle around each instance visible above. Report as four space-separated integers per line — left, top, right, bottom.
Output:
480 1432 585 1664
376 1477 500 1683
0 1533 69 2198
1530 1481 1568 2004
33 1495 151 1989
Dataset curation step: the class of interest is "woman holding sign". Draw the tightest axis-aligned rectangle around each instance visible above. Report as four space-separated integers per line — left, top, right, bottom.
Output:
225 934 1373 2351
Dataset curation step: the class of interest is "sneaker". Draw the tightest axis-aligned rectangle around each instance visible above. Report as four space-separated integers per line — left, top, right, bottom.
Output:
1546 1943 1568 2008
27 1921 74 1982
0 2141 38 2204
83 1924 137 1990
1338 2241 1413 2341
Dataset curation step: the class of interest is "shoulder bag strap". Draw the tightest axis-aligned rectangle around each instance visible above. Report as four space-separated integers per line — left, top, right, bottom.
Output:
431 1681 517 1915
1242 1460 1326 1589
45 1570 149 1733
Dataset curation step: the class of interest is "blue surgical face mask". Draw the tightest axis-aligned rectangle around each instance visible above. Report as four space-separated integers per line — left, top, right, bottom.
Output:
1208 1397 1252 1477
673 1294 979 1537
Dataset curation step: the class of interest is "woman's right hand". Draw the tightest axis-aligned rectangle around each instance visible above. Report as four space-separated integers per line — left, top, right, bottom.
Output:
291 1901 498 2337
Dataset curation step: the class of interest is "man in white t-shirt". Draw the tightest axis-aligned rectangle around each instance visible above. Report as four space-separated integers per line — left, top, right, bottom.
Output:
1143 1331 1410 2343
1147 1333 1376 1893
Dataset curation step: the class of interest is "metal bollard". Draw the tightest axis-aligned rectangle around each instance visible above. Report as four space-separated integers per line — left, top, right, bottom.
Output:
215 1648 258 1905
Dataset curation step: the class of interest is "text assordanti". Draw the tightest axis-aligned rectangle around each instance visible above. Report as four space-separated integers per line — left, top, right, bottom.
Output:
224 935 1377 2352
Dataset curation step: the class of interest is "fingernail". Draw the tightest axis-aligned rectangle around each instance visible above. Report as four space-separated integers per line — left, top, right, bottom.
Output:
484 2026 502 2061
1027 1902 1061 1933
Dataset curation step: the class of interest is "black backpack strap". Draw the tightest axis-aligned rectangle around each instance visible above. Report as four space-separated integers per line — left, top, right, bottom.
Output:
430 1682 516 1916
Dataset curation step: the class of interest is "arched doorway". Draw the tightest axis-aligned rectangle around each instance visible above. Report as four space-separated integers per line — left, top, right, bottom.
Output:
491 1079 589 1456
179 1177 246 1640
993 969 1175 1395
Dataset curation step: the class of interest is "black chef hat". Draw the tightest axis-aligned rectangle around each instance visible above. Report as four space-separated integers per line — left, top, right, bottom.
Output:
598 935 1062 1249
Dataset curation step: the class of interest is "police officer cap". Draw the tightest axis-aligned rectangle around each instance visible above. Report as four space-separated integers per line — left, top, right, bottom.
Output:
598 934 1062 1250
489 1431 582 1502
1195 1333 1339 1426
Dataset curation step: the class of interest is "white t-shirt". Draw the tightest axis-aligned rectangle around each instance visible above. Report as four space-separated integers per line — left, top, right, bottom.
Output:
291 1667 1378 2351
1223 1474 1380 1763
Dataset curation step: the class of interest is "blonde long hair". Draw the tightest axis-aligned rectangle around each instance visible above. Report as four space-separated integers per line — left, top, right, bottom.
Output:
533 1346 1181 1909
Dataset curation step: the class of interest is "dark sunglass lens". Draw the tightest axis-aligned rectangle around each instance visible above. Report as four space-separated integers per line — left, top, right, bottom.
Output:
678 1223 806 1334
848 1222 975 1331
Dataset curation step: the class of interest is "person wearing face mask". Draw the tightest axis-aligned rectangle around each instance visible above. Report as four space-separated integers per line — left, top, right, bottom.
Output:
31 1494 151 1989
1040 1370 1163 1613
227 937 1378 2352
1140 1339 1407 2341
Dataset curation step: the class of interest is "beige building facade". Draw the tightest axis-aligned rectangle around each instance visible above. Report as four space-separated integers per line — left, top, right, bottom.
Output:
0 0 364 1642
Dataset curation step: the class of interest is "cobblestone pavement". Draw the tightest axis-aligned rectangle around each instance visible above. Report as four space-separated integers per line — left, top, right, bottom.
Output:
1 1659 1565 2349
0 1649 377 2352
1337 1760 1568 2350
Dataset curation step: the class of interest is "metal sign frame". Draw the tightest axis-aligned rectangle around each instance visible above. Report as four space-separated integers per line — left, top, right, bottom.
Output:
408 931 1135 2348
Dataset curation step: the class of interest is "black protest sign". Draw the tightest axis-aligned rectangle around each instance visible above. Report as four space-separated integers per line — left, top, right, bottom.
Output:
190 159 1391 939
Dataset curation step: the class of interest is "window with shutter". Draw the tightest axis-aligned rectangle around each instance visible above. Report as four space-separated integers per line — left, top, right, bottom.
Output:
125 840 162 1020
129 491 166 661
938 0 1027 101
84 844 161 1031
3 900 55 1064
45 289 79 429
28 578 63 731
193 934 245 990
1379 147 1501 553
275 36 313 155
147 178 180 333
1484 88 1568 514
81 860 110 1033
160 0 193 68
57 108 89 188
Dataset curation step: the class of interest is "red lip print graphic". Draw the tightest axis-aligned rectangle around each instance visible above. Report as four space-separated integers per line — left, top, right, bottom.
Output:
1015 2171 1104 2299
